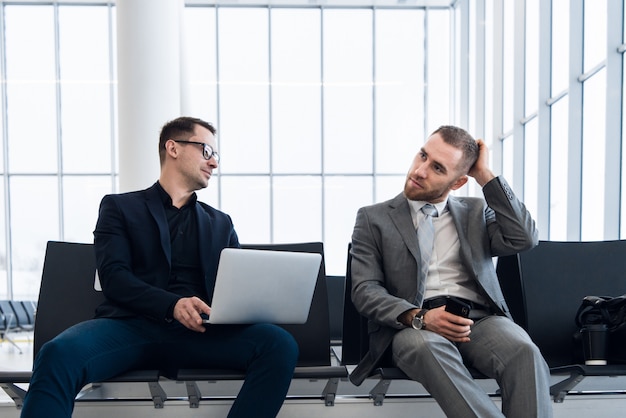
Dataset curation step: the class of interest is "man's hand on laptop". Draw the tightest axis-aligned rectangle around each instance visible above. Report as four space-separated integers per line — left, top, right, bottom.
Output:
173 296 211 332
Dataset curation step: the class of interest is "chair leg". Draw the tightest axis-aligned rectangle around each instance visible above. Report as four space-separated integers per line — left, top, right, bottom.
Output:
369 378 391 406
0 382 26 408
0 332 23 355
148 381 167 408
322 377 339 406
184 381 201 408
550 371 586 403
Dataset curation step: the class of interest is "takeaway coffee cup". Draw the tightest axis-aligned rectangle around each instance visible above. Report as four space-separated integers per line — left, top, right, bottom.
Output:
581 324 608 365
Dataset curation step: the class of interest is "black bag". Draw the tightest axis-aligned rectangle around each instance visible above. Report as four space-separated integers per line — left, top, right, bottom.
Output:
575 295 626 364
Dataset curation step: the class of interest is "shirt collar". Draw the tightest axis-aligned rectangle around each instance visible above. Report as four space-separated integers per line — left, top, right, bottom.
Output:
155 181 197 209
407 198 448 218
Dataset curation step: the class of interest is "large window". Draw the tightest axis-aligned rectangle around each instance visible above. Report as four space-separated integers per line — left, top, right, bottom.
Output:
0 2 450 299
186 6 438 277
489 0 623 243
3 0 626 300
0 3 116 299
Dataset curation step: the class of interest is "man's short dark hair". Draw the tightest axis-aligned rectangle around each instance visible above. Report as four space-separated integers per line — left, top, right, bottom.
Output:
159 116 216 165
431 125 479 174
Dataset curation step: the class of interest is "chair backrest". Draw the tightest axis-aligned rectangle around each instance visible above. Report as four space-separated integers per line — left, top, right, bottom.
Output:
0 301 17 329
0 305 12 330
8 301 32 328
34 241 105 358
325 275 345 345
340 243 370 365
36 241 332 367
242 242 332 367
496 240 626 368
20 301 36 324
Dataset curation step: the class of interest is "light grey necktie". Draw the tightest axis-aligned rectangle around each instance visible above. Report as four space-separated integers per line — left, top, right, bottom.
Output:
415 203 437 306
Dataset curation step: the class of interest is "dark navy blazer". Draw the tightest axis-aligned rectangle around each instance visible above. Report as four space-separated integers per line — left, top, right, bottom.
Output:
93 182 240 322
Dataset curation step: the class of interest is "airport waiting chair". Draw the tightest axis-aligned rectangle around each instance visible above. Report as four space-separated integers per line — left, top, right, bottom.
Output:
496 239 626 402
2 240 347 409
0 309 21 353
31 241 165 407
0 301 22 353
176 242 348 407
20 301 37 326
8 300 34 332
325 275 345 346
341 243 491 405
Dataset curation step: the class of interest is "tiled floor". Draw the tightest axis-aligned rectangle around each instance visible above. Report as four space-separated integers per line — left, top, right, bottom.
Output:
3 335 626 417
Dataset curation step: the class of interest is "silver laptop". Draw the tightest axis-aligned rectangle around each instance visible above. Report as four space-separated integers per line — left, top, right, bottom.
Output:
204 248 322 324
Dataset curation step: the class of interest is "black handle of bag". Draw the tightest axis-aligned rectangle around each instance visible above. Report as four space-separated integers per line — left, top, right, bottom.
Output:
575 295 626 329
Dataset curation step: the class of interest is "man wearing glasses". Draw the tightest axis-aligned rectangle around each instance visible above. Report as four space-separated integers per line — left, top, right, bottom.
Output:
21 116 299 418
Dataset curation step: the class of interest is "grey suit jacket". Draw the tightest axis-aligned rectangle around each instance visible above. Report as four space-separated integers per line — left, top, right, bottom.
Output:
349 176 538 385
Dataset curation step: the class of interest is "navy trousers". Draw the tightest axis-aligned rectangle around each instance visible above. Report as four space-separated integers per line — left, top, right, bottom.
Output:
20 317 299 418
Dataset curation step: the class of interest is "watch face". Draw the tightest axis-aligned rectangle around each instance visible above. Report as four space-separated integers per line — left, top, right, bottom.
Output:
412 315 424 330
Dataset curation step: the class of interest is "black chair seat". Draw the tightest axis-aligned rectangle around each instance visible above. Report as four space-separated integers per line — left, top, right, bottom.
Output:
177 365 347 382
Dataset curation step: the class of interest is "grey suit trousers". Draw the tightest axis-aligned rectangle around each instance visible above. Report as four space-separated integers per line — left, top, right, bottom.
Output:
392 315 553 418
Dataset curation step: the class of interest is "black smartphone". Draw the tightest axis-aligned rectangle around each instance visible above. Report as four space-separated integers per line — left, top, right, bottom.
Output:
445 296 471 318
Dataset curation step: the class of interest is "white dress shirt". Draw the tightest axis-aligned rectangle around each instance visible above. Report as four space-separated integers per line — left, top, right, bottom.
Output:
408 199 489 306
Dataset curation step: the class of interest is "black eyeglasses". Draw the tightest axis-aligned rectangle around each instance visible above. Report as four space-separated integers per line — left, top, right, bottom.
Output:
173 140 220 163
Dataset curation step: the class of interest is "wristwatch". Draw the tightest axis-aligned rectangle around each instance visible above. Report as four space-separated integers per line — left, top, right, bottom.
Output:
411 309 428 330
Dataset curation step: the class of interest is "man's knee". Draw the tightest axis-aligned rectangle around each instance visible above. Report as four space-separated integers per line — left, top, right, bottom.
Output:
392 328 450 361
36 337 79 366
513 339 545 366
255 324 299 364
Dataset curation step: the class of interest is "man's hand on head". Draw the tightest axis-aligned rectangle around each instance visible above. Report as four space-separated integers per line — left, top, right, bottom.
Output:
468 139 496 187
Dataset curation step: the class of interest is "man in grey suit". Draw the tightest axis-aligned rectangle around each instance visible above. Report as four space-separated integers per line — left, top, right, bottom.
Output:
349 126 552 417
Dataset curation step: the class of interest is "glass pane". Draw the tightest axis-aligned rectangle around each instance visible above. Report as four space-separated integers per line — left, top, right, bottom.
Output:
426 9 451 133
184 7 218 124
468 2 477 133
622 54 626 239
271 9 322 174
273 176 322 243
323 9 373 174
217 8 269 174
550 97 569 240
502 1 515 133
375 9 425 174
524 118 539 220
581 70 606 240
5 6 57 173
220 176 270 244
195 176 221 211
59 6 113 174
375 175 405 204
525 0 539 116
502 135 514 185
60 85 112 174
583 0 607 72
324 176 373 276
63 176 112 243
484 2 494 147
271 8 320 82
10 176 59 300
0 179 6 299
552 0 570 95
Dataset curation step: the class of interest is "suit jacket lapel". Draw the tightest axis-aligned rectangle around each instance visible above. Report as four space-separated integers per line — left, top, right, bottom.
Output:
195 204 213 279
145 185 172 268
388 194 420 261
447 196 476 277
